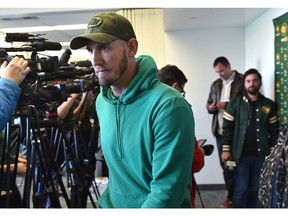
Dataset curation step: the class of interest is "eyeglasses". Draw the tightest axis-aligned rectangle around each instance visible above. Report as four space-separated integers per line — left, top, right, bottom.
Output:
178 85 186 98
180 90 186 98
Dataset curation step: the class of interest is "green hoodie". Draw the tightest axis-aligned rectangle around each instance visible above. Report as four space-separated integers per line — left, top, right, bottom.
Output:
96 55 194 208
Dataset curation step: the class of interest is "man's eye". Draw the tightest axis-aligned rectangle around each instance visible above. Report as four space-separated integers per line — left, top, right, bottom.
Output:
101 46 108 51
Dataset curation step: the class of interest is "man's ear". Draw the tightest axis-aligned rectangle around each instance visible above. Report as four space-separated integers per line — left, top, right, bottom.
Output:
127 38 138 57
171 82 178 89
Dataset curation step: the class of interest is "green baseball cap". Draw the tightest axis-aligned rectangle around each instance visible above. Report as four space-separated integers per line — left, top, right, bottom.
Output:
70 12 136 50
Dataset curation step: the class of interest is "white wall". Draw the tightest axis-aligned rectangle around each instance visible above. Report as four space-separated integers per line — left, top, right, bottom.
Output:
163 8 288 185
164 28 246 184
245 8 288 100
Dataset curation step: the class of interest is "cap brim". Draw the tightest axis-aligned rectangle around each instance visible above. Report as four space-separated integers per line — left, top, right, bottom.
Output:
70 33 119 50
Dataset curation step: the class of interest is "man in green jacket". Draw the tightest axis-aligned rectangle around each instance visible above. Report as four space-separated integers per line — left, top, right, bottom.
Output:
221 68 279 208
70 12 195 208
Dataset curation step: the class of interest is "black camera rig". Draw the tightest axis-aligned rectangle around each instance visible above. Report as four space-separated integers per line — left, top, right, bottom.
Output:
0 33 101 208
0 33 99 107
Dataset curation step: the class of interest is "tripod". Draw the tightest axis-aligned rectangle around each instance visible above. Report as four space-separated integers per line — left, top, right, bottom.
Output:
26 104 98 208
10 105 73 208
50 118 98 208
0 124 22 208
1 90 101 208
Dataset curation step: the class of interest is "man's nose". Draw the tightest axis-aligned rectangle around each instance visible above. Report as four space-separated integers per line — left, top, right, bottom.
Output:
91 50 103 66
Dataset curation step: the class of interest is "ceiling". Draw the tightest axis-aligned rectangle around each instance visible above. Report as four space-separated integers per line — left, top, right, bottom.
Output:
0 8 269 48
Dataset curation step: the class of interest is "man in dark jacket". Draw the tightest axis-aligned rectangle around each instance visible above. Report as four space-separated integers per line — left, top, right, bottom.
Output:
206 56 243 208
221 68 278 208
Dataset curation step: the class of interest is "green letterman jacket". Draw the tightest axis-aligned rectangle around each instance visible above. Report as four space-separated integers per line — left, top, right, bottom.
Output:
222 94 279 163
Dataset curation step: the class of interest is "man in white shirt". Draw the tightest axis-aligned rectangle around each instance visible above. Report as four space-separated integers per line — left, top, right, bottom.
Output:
206 56 244 208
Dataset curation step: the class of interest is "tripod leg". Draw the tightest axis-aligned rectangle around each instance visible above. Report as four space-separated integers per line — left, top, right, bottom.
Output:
195 180 205 208
36 128 72 208
22 115 33 208
23 106 72 208
0 123 22 208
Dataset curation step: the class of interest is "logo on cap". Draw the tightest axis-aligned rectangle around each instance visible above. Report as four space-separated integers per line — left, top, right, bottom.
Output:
88 17 103 28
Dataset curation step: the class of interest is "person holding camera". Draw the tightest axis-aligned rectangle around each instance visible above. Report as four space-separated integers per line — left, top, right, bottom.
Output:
0 56 30 131
0 56 30 207
70 12 195 208
221 68 279 208
157 64 205 208
206 56 244 208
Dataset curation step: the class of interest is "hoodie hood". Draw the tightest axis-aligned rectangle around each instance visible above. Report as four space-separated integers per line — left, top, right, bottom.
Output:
100 55 158 104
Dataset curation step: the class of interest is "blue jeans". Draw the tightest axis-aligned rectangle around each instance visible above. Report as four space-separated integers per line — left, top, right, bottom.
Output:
233 156 265 208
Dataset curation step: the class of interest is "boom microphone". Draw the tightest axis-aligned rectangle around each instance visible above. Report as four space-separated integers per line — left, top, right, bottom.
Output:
30 41 62 51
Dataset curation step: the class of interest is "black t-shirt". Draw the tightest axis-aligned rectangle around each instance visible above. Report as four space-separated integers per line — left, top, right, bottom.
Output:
242 101 258 157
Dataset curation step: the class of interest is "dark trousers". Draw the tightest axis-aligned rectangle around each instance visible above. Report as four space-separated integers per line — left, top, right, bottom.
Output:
233 156 264 208
216 134 235 201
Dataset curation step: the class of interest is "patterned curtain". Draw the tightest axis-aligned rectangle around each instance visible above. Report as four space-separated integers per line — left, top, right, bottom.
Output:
117 9 165 69
274 12 288 123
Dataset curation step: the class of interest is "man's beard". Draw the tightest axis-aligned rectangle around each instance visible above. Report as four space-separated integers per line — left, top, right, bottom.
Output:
98 50 128 87
247 87 259 95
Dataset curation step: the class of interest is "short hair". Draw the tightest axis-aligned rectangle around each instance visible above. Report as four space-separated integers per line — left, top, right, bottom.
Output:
213 56 230 67
157 64 188 87
243 68 262 82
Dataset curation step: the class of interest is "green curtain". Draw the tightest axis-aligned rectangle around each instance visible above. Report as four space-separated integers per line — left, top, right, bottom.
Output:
274 11 288 123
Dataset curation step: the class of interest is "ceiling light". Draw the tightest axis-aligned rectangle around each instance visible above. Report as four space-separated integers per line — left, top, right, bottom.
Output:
0 26 53 33
1 16 39 21
53 24 87 30
0 24 87 33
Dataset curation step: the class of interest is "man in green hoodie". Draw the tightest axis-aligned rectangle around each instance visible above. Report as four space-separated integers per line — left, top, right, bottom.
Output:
70 12 195 208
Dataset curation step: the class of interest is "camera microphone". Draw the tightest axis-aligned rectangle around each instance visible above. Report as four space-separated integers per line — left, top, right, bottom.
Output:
76 60 92 67
5 33 36 42
30 41 62 51
59 49 72 66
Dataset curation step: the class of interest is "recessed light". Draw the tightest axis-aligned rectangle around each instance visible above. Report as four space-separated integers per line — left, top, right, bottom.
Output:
1 16 38 21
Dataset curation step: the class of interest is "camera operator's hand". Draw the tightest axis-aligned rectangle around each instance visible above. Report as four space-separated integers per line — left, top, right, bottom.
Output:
74 91 94 123
0 56 30 85
57 93 81 119
16 159 28 176
2 157 27 176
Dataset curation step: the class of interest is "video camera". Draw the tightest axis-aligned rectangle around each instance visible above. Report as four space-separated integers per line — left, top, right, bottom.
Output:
0 33 99 108
0 33 61 76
